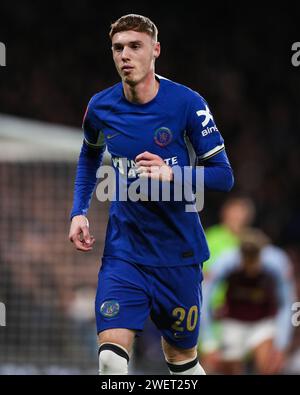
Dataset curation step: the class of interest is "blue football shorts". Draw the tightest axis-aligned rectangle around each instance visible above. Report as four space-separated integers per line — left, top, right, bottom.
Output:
95 257 203 349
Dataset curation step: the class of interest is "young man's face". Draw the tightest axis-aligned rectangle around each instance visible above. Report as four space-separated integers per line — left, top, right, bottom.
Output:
111 30 160 85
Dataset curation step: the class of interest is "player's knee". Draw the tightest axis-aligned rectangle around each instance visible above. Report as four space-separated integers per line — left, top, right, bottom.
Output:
98 343 129 375
162 341 205 375
165 348 197 363
255 358 271 375
98 328 135 352
162 339 197 363
166 356 206 375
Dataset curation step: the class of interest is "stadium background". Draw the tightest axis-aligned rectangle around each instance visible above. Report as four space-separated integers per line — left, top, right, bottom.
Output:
0 1 300 374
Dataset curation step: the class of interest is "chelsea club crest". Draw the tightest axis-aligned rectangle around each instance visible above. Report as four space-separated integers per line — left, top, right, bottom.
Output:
154 127 173 147
100 300 120 318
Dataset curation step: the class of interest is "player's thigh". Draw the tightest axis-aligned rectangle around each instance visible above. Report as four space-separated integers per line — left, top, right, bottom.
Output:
219 319 247 361
161 336 197 362
247 319 276 373
95 258 151 347
220 360 244 375
151 264 203 353
98 328 136 353
252 338 274 374
218 321 246 374
247 319 276 352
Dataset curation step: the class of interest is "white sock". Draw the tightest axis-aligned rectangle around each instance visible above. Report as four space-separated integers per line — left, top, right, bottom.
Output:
166 356 206 375
99 343 129 375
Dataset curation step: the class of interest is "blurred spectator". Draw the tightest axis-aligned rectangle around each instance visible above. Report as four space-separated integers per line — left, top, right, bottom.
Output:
204 197 256 273
199 197 255 365
200 228 296 374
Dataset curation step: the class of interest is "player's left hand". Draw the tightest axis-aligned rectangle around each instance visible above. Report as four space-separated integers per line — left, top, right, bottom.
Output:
135 151 173 181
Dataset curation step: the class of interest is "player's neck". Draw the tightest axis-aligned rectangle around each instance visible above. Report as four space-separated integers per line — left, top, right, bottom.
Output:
123 73 159 104
224 222 242 236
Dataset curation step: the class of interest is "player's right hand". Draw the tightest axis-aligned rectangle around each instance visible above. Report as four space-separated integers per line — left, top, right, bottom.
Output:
69 215 95 252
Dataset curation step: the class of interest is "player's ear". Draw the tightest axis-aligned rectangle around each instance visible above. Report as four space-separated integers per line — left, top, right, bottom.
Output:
153 41 161 59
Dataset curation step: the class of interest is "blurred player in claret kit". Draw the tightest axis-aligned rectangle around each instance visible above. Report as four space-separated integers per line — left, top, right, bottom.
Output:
199 197 256 364
201 228 296 374
69 14 234 375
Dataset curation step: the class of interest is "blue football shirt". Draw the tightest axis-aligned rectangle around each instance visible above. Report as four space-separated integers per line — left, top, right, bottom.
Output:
72 75 231 266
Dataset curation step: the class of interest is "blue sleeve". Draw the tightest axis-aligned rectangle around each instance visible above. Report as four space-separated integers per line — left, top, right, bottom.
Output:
274 278 295 350
272 265 296 350
185 92 234 192
197 150 234 192
186 92 225 160
262 247 296 350
70 101 106 220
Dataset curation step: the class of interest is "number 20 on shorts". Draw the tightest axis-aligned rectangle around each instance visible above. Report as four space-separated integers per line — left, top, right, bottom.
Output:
171 305 198 332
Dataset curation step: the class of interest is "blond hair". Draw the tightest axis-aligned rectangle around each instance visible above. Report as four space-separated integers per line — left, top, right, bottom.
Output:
109 14 158 41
